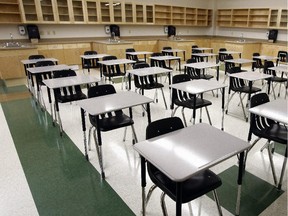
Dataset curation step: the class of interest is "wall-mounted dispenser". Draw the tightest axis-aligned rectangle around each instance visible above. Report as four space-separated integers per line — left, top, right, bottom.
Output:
110 25 120 37
168 25 176 37
26 24 40 40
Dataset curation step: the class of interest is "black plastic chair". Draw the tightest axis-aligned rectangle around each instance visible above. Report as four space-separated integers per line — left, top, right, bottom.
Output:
87 84 137 177
252 52 264 72
276 50 287 66
263 61 287 99
191 45 199 54
145 116 222 215
218 48 227 63
82 51 99 72
133 63 167 109
53 69 87 103
34 60 55 109
126 48 145 64
150 52 172 70
186 58 214 80
225 67 261 121
162 46 173 56
101 55 126 87
223 54 247 83
171 74 212 126
247 93 287 190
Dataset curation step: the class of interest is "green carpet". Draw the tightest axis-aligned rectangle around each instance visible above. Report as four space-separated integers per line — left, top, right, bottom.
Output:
1 98 135 216
208 165 284 216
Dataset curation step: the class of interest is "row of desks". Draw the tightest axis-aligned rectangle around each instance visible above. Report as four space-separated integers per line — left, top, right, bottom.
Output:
20 55 287 216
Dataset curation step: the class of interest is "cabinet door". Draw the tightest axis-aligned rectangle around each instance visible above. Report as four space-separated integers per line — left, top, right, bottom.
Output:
86 0 99 23
55 0 71 23
71 0 85 23
39 0 56 22
124 3 133 23
0 0 21 23
20 0 39 22
100 1 111 23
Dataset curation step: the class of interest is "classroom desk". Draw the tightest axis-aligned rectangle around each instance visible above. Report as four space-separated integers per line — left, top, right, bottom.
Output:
125 51 153 62
191 52 218 62
77 91 153 178
253 55 278 61
170 80 227 130
161 49 186 61
21 58 58 93
227 71 272 121
80 54 109 73
98 58 136 81
192 47 213 53
219 51 242 58
249 99 288 125
126 66 173 91
224 58 255 67
269 65 288 98
43 75 100 135
27 64 74 106
149 55 181 71
134 123 250 216
249 99 287 189
183 61 220 81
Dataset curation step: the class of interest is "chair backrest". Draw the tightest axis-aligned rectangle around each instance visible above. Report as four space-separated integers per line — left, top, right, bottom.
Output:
218 48 227 62
84 51 97 55
252 52 263 70
171 74 191 109
162 46 173 56
146 117 184 139
35 60 54 67
146 117 184 176
102 55 122 76
263 61 276 76
88 84 122 118
224 54 237 73
34 60 55 83
53 70 84 99
186 58 201 79
132 63 154 88
276 50 287 65
151 52 169 68
126 48 139 61
248 93 274 139
133 62 150 69
83 51 98 69
29 55 45 60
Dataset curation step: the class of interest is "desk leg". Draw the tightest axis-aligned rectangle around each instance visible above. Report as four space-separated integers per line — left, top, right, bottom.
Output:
140 156 146 216
176 182 182 216
236 152 245 216
46 87 54 125
146 103 151 124
221 87 225 131
95 116 105 178
53 91 63 136
216 65 219 81
81 108 88 160
178 59 181 71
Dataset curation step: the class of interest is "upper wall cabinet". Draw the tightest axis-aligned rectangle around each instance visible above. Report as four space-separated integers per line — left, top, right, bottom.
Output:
55 0 71 23
217 8 287 29
20 0 56 23
0 0 21 23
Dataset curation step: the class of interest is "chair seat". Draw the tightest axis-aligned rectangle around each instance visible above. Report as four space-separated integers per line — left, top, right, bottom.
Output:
103 72 125 77
174 97 212 109
57 93 87 103
271 76 287 83
145 82 164 89
150 167 222 203
90 113 134 131
231 86 261 94
254 123 287 145
201 74 214 80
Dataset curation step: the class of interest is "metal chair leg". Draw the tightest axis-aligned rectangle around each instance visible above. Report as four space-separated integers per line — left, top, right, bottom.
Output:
131 124 138 144
212 189 223 216
145 184 157 206
181 107 188 127
123 127 128 141
93 128 104 178
277 146 287 190
160 88 167 109
205 107 212 125
160 192 168 216
88 126 93 150
267 143 278 186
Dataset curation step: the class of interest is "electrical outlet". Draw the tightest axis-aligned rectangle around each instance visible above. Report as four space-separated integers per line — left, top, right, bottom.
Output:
53 31 56 35
47 31 50 35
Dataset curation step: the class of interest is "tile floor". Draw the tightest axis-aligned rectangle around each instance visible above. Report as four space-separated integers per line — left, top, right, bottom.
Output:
0 66 287 216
